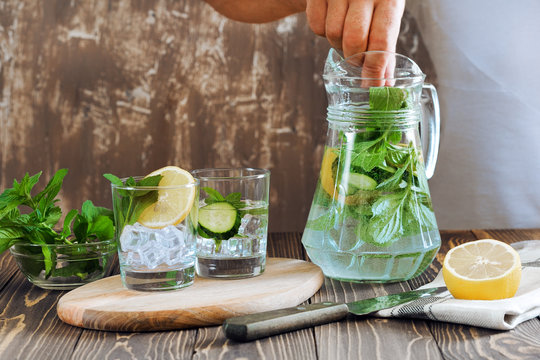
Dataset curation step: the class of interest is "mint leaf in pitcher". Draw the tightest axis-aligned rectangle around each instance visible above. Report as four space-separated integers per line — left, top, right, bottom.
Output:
369 87 409 111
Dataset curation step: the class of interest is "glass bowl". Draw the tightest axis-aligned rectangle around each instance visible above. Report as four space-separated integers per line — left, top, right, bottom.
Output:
9 240 116 290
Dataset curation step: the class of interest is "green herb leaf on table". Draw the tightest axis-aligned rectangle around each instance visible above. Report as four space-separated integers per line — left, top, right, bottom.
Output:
0 169 115 280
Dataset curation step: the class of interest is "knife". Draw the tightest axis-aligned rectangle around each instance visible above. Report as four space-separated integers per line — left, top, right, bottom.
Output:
223 286 447 342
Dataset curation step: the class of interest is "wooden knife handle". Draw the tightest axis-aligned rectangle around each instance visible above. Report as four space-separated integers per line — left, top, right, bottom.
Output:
222 302 349 342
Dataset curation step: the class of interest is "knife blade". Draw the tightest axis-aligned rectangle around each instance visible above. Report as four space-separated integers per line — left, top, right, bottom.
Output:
222 286 447 342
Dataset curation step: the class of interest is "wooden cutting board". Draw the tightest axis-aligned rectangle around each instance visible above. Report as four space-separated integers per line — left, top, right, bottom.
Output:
57 257 323 332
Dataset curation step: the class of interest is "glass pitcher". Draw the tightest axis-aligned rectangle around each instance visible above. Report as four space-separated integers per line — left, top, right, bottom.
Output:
302 49 441 283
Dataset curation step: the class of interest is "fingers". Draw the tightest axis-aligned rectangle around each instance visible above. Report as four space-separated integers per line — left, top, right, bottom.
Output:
360 52 393 87
360 0 404 85
367 0 405 52
325 0 349 50
306 0 327 37
306 0 405 58
341 0 373 58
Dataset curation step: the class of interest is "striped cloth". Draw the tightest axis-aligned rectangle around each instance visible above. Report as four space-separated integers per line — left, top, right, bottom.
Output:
375 240 540 330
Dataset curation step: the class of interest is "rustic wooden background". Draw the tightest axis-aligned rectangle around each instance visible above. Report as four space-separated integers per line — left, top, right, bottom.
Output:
0 1 433 232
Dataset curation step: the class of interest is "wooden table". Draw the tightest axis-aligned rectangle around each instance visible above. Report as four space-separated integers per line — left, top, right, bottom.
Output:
1 229 540 360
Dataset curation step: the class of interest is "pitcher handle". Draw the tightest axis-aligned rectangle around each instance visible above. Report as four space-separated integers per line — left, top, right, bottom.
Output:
421 83 440 180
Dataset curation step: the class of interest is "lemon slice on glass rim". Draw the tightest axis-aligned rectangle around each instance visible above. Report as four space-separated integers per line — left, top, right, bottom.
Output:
137 166 197 229
442 239 522 300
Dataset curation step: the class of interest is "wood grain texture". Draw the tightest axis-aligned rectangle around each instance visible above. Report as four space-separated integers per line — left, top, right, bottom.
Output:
3 231 539 360
57 258 324 331
0 2 433 233
0 271 83 360
193 325 318 360
71 329 198 360
311 278 443 360
0 251 18 292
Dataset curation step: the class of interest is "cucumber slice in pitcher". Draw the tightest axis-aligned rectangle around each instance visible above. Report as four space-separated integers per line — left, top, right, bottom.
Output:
199 202 238 234
348 173 377 191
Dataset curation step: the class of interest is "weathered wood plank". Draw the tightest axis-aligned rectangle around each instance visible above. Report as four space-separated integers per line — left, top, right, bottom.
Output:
193 325 317 360
311 278 443 360
0 271 81 360
71 329 198 360
0 251 18 293
267 232 308 260
471 228 540 244
192 233 317 360
1 230 539 360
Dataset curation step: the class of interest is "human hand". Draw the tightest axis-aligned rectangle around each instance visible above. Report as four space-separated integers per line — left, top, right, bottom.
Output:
306 0 405 76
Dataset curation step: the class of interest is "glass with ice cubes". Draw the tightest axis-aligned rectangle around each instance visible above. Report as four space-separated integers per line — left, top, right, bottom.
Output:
192 168 270 278
111 178 199 291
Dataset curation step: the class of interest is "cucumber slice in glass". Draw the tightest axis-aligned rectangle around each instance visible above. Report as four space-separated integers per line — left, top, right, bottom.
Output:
198 202 238 234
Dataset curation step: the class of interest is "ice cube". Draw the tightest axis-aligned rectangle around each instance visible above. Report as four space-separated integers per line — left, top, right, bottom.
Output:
238 214 261 236
160 225 186 249
138 246 166 269
164 247 194 266
120 223 153 251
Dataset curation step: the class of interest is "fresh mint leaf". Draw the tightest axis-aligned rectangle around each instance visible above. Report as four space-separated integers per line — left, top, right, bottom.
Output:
136 175 161 187
11 172 42 208
42 205 62 227
131 175 161 197
104 173 162 234
82 200 100 222
225 192 241 204
376 158 410 191
1 170 115 281
0 227 25 253
0 171 42 219
73 214 90 242
387 130 402 144
62 209 79 239
103 173 123 186
88 215 115 241
350 141 387 172
203 187 225 203
362 192 408 246
33 169 68 207
128 191 159 225
369 87 409 111
125 177 137 187
224 192 245 209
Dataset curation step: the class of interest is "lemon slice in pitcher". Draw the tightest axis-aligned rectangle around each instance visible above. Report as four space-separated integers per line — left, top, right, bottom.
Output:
138 166 196 229
442 239 521 300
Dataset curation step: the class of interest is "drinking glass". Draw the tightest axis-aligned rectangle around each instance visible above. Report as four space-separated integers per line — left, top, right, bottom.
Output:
192 168 270 278
111 178 199 291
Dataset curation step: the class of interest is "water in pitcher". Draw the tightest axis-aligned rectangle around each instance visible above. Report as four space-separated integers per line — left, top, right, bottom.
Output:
302 50 441 282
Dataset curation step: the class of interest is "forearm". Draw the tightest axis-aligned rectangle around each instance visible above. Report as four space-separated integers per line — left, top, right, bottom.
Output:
203 0 307 23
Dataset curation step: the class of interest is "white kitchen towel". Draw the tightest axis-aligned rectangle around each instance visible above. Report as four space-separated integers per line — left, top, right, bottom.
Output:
375 240 540 330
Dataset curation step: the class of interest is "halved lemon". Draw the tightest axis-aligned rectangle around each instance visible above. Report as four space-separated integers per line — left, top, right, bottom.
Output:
138 166 196 229
442 239 521 300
